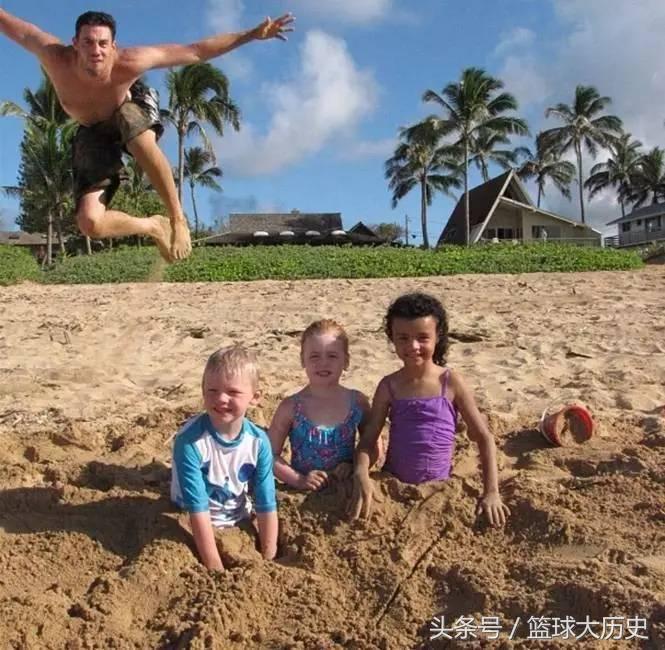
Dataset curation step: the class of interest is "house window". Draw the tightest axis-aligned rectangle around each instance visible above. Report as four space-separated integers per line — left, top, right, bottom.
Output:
647 217 663 232
636 219 642 226
532 225 546 238
497 228 514 239
621 222 631 232
485 228 496 239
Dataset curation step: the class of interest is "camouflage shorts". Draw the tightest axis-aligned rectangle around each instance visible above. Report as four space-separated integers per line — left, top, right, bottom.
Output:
72 81 164 205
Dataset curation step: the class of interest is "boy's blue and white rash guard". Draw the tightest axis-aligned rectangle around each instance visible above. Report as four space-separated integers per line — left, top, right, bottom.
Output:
171 414 276 527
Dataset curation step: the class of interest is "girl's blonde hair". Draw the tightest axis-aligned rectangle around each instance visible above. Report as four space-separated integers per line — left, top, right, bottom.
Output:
300 319 350 367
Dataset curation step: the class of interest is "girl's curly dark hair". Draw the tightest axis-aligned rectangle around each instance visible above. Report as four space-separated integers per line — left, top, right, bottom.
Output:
384 292 449 366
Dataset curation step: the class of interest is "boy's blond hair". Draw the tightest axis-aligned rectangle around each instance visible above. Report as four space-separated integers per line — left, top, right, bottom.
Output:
203 345 260 390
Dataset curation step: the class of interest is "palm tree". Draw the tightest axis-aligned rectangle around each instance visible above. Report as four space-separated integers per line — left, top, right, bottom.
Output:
421 68 529 245
518 132 576 208
385 120 461 249
183 147 223 237
163 63 240 203
467 128 525 182
543 85 623 223
584 133 643 218
627 147 665 207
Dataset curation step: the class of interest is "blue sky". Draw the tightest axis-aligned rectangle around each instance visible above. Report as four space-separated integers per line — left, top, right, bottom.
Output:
2 0 664 240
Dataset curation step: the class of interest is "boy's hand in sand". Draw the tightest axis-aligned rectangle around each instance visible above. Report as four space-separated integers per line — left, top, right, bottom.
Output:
477 491 510 527
297 469 329 491
347 471 373 519
170 219 192 260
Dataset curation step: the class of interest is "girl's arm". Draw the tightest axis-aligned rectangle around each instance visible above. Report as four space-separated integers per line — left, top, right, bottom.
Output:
347 379 391 520
267 398 328 490
267 398 302 487
189 511 224 570
449 370 510 527
357 390 384 467
256 511 278 560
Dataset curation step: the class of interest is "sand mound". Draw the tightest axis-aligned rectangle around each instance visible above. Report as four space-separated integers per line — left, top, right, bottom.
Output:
1 268 664 648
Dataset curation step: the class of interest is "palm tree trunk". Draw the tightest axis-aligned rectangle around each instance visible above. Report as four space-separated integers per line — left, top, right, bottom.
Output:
620 200 625 219
47 213 53 266
464 138 470 246
576 142 585 223
537 184 542 208
190 181 199 238
55 211 65 254
85 236 92 255
420 176 429 249
177 124 186 204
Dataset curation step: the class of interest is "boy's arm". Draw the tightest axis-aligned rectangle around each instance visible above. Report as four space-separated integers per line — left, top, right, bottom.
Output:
255 511 278 560
0 9 62 56
267 398 304 488
449 370 510 526
117 13 294 75
252 430 278 558
189 511 223 570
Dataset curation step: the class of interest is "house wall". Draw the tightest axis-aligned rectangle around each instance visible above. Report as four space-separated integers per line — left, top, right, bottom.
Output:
483 205 600 244
618 214 665 246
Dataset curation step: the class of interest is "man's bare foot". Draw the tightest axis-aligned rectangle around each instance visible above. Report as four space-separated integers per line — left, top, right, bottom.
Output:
151 216 175 263
171 218 192 260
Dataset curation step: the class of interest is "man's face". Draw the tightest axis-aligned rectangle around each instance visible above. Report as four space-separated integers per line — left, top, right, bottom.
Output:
72 25 116 77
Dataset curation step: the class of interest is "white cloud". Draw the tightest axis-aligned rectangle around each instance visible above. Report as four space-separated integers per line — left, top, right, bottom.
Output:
338 137 396 160
291 0 393 24
493 27 535 56
495 0 665 228
205 0 254 81
216 30 378 175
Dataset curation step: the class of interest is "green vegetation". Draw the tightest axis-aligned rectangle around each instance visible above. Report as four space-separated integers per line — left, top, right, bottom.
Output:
2 243 637 285
43 247 161 284
0 245 41 285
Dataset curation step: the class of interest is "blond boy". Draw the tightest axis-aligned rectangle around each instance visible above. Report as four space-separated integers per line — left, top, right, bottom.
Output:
171 346 277 570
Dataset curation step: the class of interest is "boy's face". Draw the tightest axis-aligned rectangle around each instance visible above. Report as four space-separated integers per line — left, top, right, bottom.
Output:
301 332 347 388
73 25 116 78
202 369 258 431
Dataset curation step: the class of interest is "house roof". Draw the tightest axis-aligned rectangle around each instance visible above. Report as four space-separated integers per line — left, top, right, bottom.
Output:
200 231 385 247
0 230 50 246
348 221 381 238
225 211 342 234
606 202 665 225
437 170 599 244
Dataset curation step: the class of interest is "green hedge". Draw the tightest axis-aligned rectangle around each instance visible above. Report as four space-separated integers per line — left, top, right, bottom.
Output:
0 245 41 285
43 247 163 284
38 243 644 284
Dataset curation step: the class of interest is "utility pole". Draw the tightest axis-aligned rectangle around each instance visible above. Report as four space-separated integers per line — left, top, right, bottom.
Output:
404 214 410 245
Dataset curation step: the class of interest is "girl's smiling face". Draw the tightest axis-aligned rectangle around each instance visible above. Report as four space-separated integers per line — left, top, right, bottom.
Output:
390 316 438 367
301 332 348 387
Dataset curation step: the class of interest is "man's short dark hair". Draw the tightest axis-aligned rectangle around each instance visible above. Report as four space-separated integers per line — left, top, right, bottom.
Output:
75 11 116 40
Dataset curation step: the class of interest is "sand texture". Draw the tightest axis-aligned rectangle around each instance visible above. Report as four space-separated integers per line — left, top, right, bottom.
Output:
0 268 664 649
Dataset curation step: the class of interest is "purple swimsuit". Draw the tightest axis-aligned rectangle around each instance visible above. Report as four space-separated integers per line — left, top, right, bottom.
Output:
383 370 458 484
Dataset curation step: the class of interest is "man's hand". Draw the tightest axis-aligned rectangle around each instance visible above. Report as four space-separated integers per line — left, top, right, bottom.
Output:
477 491 510 527
171 218 192 261
254 14 295 42
297 470 329 491
346 470 374 520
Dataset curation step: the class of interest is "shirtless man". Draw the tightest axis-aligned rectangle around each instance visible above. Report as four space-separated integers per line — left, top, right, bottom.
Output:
0 9 294 261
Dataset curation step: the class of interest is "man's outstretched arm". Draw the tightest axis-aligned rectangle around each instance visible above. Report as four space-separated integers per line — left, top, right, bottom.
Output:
0 9 61 56
118 13 294 75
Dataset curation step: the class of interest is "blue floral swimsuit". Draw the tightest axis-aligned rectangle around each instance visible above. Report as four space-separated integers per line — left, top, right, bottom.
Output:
289 390 363 474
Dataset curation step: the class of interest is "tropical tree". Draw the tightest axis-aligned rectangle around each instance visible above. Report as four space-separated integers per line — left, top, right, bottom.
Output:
372 222 405 243
543 85 623 223
183 147 223 237
1 74 76 261
518 132 576 207
421 67 528 245
584 133 643 218
467 128 526 182
385 120 461 249
163 63 240 203
626 147 665 207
